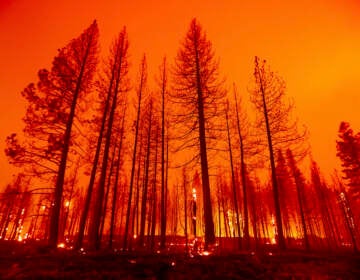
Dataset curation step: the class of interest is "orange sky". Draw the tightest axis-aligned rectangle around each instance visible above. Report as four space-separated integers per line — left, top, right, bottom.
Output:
1 0 360 184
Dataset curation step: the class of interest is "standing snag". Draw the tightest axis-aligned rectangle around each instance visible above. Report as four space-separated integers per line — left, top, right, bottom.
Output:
172 18 225 247
250 56 307 250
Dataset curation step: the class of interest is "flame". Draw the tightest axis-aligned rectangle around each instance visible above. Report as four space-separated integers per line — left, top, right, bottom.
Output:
192 188 197 200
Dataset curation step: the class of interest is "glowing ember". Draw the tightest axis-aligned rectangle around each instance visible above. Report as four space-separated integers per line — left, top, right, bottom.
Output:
64 201 70 207
133 234 137 239
171 261 176 267
17 236 23 242
201 251 211 256
192 188 197 200
57 243 65 249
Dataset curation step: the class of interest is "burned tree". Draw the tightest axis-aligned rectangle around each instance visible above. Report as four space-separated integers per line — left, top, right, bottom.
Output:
172 18 225 247
75 27 129 250
88 27 129 250
5 21 99 248
250 56 307 250
123 55 147 249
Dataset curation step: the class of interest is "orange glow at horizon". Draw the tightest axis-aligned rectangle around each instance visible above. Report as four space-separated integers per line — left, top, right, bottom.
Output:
1 0 360 185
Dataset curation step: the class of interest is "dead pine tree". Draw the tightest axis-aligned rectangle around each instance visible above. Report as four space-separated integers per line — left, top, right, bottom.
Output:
130 128 145 244
109 104 127 249
75 27 128 250
158 57 168 249
233 85 251 250
172 18 225 248
138 98 154 248
88 28 129 250
250 56 307 250
225 100 242 249
150 125 160 252
98 132 118 242
123 55 147 249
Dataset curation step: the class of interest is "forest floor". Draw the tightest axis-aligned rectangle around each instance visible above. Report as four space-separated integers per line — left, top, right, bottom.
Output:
0 241 359 279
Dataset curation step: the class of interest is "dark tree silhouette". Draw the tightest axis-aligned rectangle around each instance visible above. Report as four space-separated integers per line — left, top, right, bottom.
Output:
138 98 154 247
172 18 225 248
88 27 129 250
49 21 99 248
158 57 168 249
6 21 99 248
123 55 147 249
250 56 307 250
336 121 360 200
232 84 253 249
109 104 127 249
75 27 128 250
225 101 241 247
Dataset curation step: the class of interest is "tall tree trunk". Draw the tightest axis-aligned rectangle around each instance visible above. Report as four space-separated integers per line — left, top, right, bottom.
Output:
109 105 126 249
225 104 241 248
257 71 286 250
165 133 169 238
123 56 146 249
249 182 259 249
150 127 159 252
183 168 189 254
75 32 118 251
194 35 215 248
219 182 229 238
89 36 125 250
139 101 153 247
60 165 77 242
217 183 222 246
99 144 117 243
233 86 250 249
160 57 167 249
130 130 144 247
